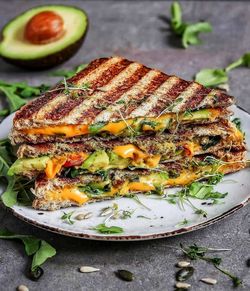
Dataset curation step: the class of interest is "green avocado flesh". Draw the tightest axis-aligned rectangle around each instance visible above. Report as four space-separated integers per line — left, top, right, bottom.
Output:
8 156 50 176
0 5 88 68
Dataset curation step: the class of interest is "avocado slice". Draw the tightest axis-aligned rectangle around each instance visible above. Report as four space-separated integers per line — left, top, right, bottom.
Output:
81 151 110 173
182 109 212 121
8 156 50 176
0 5 88 69
139 172 169 187
108 152 129 169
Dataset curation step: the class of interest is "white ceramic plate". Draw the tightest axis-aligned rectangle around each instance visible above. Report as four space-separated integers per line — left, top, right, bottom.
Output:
0 106 249 241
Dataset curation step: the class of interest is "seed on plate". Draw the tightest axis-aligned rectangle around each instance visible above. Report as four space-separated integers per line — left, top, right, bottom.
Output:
175 282 191 289
176 261 190 268
75 212 92 220
79 266 100 273
100 207 113 216
17 285 29 291
200 277 217 285
116 269 134 281
176 266 194 281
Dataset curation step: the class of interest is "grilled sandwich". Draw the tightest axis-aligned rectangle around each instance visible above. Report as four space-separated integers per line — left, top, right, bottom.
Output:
9 56 246 211
10 56 234 144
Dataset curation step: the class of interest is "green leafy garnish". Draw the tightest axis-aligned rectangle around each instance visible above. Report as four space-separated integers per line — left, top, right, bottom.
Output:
0 109 9 117
49 64 88 78
91 223 123 234
232 118 242 132
61 211 75 225
176 218 189 227
0 229 56 278
170 2 212 48
195 52 250 87
181 244 242 287
0 81 50 114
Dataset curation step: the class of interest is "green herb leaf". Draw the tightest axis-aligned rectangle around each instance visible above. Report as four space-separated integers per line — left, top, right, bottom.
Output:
232 118 242 132
195 68 228 87
49 64 88 78
182 22 212 48
92 223 123 234
61 211 75 225
0 228 56 275
0 108 9 117
225 52 250 72
170 1 183 33
31 240 56 271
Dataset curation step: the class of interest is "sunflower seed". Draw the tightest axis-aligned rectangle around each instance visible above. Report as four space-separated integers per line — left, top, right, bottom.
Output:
175 282 191 289
176 261 190 268
200 277 217 285
75 212 92 220
17 285 29 291
100 207 113 216
79 266 100 273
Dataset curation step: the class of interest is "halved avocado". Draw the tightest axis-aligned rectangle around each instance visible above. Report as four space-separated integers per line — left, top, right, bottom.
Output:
0 5 88 69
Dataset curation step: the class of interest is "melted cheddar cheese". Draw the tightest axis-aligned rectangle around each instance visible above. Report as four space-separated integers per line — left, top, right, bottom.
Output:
46 186 89 204
22 109 221 137
45 156 67 179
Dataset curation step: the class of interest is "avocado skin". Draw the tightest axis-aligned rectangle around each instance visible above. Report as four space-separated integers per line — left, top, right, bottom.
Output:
0 6 88 70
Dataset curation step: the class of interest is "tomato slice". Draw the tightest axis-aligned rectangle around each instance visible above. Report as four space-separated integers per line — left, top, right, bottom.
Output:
63 153 88 167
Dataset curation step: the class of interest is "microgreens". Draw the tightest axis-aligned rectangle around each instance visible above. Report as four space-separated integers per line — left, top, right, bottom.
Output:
180 244 242 287
91 223 123 234
61 211 75 225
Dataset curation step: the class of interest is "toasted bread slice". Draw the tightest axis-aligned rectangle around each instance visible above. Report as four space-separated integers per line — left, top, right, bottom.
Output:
11 56 234 143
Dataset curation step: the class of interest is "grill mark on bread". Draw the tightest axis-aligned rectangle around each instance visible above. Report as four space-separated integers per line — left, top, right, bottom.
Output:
13 57 235 130
183 86 211 110
45 59 132 121
77 65 150 123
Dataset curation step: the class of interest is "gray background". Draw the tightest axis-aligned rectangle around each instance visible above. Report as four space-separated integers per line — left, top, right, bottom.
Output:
0 1 250 290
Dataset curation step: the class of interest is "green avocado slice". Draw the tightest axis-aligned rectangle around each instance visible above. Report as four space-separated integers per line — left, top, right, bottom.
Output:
8 156 50 176
0 5 88 69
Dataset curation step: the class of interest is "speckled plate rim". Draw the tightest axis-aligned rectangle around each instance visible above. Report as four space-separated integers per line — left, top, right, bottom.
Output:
0 105 250 241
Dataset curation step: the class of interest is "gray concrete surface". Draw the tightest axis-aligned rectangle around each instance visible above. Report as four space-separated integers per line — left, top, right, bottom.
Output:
0 1 249 290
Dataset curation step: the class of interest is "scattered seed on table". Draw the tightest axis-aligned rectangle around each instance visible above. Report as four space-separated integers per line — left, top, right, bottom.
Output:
175 282 191 289
75 212 92 220
17 285 29 291
116 269 134 281
176 266 194 282
200 277 217 285
176 261 190 268
79 266 100 273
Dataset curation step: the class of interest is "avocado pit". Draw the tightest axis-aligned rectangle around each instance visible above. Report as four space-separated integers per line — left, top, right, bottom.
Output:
24 11 65 44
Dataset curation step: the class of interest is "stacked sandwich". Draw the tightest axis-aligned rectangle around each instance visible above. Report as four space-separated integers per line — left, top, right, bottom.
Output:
9 56 246 210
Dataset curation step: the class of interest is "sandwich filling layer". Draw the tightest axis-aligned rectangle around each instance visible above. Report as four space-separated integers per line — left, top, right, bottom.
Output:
21 108 222 138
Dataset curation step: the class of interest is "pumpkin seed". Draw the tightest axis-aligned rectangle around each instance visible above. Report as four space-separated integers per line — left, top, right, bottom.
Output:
175 282 191 289
79 266 100 273
200 277 217 285
75 212 92 220
176 266 194 282
17 285 29 291
116 269 134 281
176 261 190 268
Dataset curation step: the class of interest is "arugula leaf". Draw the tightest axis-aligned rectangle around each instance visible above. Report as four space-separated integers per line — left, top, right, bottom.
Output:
92 223 123 234
188 181 227 199
182 22 212 48
31 240 56 271
0 81 50 114
0 228 56 277
225 52 250 72
195 68 228 87
195 52 250 87
170 2 212 48
0 109 9 117
49 64 88 78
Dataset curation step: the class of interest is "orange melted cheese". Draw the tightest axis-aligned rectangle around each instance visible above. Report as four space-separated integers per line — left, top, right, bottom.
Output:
23 109 220 137
47 186 89 205
45 156 67 179
182 142 201 157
